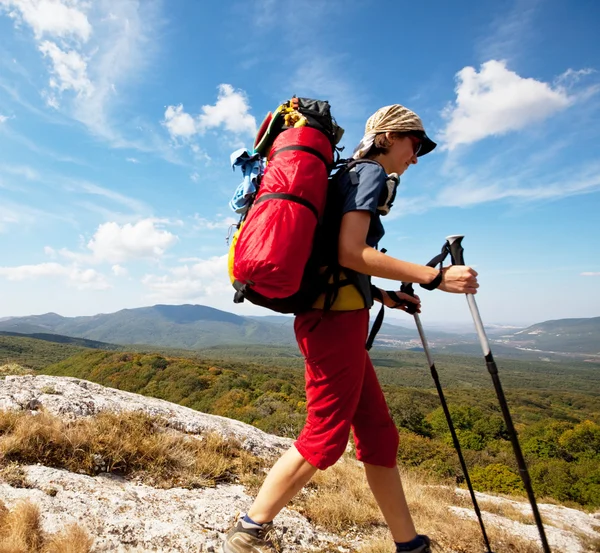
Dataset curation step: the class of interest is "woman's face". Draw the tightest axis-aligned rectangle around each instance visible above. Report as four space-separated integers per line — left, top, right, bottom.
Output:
387 133 419 175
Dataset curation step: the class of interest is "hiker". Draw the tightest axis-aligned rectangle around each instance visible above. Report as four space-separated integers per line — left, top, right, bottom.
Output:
223 104 479 553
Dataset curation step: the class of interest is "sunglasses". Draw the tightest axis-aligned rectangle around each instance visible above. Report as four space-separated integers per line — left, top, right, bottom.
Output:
407 134 422 156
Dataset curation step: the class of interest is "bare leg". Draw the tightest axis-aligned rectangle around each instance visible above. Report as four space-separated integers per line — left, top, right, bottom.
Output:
364 462 417 543
247 445 318 523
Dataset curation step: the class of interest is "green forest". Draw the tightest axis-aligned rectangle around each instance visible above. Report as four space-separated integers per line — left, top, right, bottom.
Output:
28 340 599 511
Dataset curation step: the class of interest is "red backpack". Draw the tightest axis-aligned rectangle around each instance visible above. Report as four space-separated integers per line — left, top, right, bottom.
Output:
228 97 346 313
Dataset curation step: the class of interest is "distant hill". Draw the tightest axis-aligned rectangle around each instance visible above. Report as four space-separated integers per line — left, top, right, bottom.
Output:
0 304 296 350
0 306 457 351
0 331 119 350
0 334 92 370
498 317 600 354
1 306 597 359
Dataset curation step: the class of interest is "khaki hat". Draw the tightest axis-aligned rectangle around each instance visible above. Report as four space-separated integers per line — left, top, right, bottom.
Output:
352 104 437 159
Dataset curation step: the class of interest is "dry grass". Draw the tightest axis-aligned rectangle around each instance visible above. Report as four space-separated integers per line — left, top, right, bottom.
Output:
401 469 543 553
292 457 545 553
357 533 393 553
0 462 31 488
0 500 93 553
580 535 600 552
475 499 535 525
294 458 382 532
0 409 587 552
0 409 263 488
0 500 43 553
40 524 94 553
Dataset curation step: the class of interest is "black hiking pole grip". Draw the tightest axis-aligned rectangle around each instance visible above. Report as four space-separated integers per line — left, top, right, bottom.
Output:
401 282 494 553
446 234 465 265
445 235 552 553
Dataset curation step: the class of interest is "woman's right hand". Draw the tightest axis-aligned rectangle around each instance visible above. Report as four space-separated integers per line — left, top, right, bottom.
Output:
439 266 479 294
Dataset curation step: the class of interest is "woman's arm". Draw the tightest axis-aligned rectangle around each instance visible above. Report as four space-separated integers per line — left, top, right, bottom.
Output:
338 211 479 294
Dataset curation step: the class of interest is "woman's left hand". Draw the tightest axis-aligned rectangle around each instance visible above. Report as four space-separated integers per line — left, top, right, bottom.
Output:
381 289 421 314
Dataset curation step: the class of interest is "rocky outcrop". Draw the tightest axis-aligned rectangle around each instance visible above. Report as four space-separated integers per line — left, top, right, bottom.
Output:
1 375 598 552
2 466 342 552
0 374 291 458
0 375 351 551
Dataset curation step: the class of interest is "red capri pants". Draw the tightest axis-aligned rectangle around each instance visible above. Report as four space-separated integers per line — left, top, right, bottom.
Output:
293 308 399 470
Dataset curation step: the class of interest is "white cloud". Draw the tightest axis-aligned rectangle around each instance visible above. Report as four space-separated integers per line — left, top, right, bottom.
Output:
0 201 54 231
438 162 600 208
0 0 92 42
0 206 21 230
581 272 600 277
66 179 148 214
440 60 574 150
396 159 600 217
190 144 211 163
0 262 109 289
142 254 230 302
75 2 163 148
163 84 257 140
126 157 139 163
556 68 596 87
0 79 69 123
0 164 40 180
1 0 162 149
163 104 197 139
476 0 538 62
193 214 237 231
112 264 128 276
39 40 93 100
197 84 256 136
0 114 7 123
190 172 199 182
178 257 203 263
83 219 178 264
387 150 600 218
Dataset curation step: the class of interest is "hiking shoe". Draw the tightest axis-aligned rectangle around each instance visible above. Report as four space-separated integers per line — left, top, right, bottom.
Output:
222 518 280 553
395 535 431 553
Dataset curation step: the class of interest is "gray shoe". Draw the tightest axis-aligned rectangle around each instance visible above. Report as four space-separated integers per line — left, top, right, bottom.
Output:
222 518 280 553
396 535 431 553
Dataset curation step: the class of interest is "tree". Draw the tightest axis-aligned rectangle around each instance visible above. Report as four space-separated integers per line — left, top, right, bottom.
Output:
559 420 600 460
470 464 524 495
388 398 432 436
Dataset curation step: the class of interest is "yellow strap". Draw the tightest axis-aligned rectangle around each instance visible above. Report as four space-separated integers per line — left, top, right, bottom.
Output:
312 270 367 311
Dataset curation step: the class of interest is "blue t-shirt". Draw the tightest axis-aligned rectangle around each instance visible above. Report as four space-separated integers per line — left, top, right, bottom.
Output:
334 161 388 307
337 162 387 248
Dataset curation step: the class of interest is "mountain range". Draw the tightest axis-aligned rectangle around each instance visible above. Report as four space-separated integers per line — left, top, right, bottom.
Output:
496 317 600 354
0 305 598 359
0 305 292 350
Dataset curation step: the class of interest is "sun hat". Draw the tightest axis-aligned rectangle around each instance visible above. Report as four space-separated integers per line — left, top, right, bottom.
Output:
352 104 437 159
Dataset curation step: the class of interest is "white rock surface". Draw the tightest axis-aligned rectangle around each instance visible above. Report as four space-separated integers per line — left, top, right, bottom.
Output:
1 465 346 552
1 375 599 552
452 489 599 553
0 375 292 457
0 375 350 551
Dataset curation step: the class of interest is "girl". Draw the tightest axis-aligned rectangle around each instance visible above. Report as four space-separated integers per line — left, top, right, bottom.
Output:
223 104 479 553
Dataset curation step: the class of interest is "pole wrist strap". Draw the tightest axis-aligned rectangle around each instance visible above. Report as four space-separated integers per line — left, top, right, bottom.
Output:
419 242 451 291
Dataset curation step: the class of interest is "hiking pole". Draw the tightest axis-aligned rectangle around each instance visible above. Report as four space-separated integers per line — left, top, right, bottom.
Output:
399 283 494 553
445 235 552 553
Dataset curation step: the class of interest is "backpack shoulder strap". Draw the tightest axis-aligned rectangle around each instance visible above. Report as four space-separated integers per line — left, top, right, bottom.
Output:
331 158 383 186
345 158 382 170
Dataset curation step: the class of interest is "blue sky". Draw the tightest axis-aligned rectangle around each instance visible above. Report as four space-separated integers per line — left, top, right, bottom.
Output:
0 0 599 326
